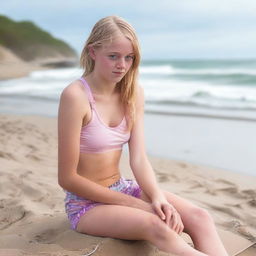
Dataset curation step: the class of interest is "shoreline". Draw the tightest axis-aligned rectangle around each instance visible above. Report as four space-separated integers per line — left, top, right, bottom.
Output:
0 113 255 255
0 110 255 177
144 112 256 177
145 109 256 123
1 94 256 123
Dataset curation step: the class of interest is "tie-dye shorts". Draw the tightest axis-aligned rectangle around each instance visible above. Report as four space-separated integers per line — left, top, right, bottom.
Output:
64 177 142 230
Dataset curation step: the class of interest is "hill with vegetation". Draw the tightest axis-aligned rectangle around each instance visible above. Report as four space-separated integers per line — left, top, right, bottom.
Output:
0 15 77 65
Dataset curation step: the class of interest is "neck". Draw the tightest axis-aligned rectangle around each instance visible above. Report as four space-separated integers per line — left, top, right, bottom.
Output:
86 72 118 96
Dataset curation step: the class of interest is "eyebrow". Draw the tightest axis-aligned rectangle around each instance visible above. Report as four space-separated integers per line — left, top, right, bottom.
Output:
108 51 134 55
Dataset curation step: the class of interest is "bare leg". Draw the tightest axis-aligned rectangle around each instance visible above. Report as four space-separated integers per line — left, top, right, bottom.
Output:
76 204 208 256
147 190 229 256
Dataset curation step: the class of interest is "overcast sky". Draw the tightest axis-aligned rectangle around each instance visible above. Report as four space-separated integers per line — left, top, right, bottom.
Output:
1 0 256 60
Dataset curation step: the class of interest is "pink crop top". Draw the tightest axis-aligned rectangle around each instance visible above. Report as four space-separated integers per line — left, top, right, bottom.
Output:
79 77 130 153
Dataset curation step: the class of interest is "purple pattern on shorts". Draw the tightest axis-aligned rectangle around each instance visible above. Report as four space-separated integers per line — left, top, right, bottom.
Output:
64 177 141 230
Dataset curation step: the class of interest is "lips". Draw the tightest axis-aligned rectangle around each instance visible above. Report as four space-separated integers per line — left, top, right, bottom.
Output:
113 71 124 76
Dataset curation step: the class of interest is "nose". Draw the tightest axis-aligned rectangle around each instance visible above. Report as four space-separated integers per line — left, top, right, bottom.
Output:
116 57 125 69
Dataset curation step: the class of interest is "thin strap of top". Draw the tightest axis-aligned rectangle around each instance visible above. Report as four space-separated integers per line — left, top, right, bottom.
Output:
79 77 95 105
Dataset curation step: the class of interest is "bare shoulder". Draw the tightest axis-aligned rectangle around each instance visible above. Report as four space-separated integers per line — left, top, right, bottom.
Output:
61 80 86 102
58 79 90 121
61 80 89 107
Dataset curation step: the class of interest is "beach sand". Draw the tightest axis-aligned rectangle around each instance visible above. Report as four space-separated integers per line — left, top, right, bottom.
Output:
0 113 255 256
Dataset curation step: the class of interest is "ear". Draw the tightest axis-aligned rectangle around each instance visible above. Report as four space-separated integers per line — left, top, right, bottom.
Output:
88 45 96 60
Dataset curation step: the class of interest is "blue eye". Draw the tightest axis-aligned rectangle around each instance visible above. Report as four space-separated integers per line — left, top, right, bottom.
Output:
108 55 117 60
125 55 134 61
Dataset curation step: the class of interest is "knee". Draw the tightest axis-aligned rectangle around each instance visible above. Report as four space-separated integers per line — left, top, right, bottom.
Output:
144 214 171 241
189 207 214 230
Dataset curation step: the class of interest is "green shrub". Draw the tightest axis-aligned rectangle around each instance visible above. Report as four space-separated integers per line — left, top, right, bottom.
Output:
0 15 77 61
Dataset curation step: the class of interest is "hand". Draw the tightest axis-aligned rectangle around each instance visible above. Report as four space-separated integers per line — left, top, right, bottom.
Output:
162 204 184 234
152 196 184 234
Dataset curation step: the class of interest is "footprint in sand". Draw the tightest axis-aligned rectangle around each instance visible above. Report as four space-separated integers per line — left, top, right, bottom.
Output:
225 202 242 209
223 220 255 242
216 186 239 194
0 199 27 230
0 150 15 160
20 181 45 200
19 170 33 179
25 153 42 161
217 186 256 201
215 178 236 186
155 170 179 183
215 186 249 200
177 162 188 169
242 189 256 198
188 180 206 190
33 229 59 244
205 203 241 219
25 144 37 152
185 180 217 195
248 199 256 207
214 179 252 199
156 172 171 183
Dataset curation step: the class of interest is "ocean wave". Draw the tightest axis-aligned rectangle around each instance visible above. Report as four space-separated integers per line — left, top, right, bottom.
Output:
29 67 82 80
175 68 256 76
142 79 256 110
1 60 256 116
139 65 175 75
145 96 256 111
140 65 256 77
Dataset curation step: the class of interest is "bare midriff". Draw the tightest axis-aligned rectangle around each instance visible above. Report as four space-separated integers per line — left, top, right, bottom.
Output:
77 149 123 187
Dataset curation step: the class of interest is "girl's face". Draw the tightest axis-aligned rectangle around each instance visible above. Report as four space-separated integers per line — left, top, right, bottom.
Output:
91 35 135 85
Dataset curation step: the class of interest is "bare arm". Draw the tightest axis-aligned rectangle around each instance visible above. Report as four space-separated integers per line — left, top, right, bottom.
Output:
129 86 184 229
128 86 163 200
58 82 152 212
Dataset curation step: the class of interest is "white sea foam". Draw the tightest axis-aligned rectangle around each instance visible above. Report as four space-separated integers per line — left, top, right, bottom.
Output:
1 60 256 117
140 78 256 110
140 65 256 76
29 67 82 80
174 68 256 75
139 65 175 75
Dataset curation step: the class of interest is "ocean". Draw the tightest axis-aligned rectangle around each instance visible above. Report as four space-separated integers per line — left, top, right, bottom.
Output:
0 59 255 176
140 59 256 121
0 59 256 120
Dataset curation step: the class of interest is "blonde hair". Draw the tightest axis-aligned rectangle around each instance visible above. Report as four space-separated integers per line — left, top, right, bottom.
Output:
80 16 141 130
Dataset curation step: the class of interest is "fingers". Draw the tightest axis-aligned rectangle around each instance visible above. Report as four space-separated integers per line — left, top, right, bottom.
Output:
162 204 172 226
162 205 184 234
152 202 184 234
153 202 166 221
172 211 184 234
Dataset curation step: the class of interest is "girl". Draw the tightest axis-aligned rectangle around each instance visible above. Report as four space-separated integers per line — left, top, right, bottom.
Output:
58 16 228 256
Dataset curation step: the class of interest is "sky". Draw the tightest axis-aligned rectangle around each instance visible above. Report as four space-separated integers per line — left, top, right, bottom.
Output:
1 0 256 60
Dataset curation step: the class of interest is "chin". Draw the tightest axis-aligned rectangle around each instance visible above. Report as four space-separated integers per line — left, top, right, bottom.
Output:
112 77 124 83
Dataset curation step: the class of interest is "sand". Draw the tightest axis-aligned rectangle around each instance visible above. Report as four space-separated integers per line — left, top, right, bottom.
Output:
0 45 77 80
0 113 255 256
0 45 33 80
